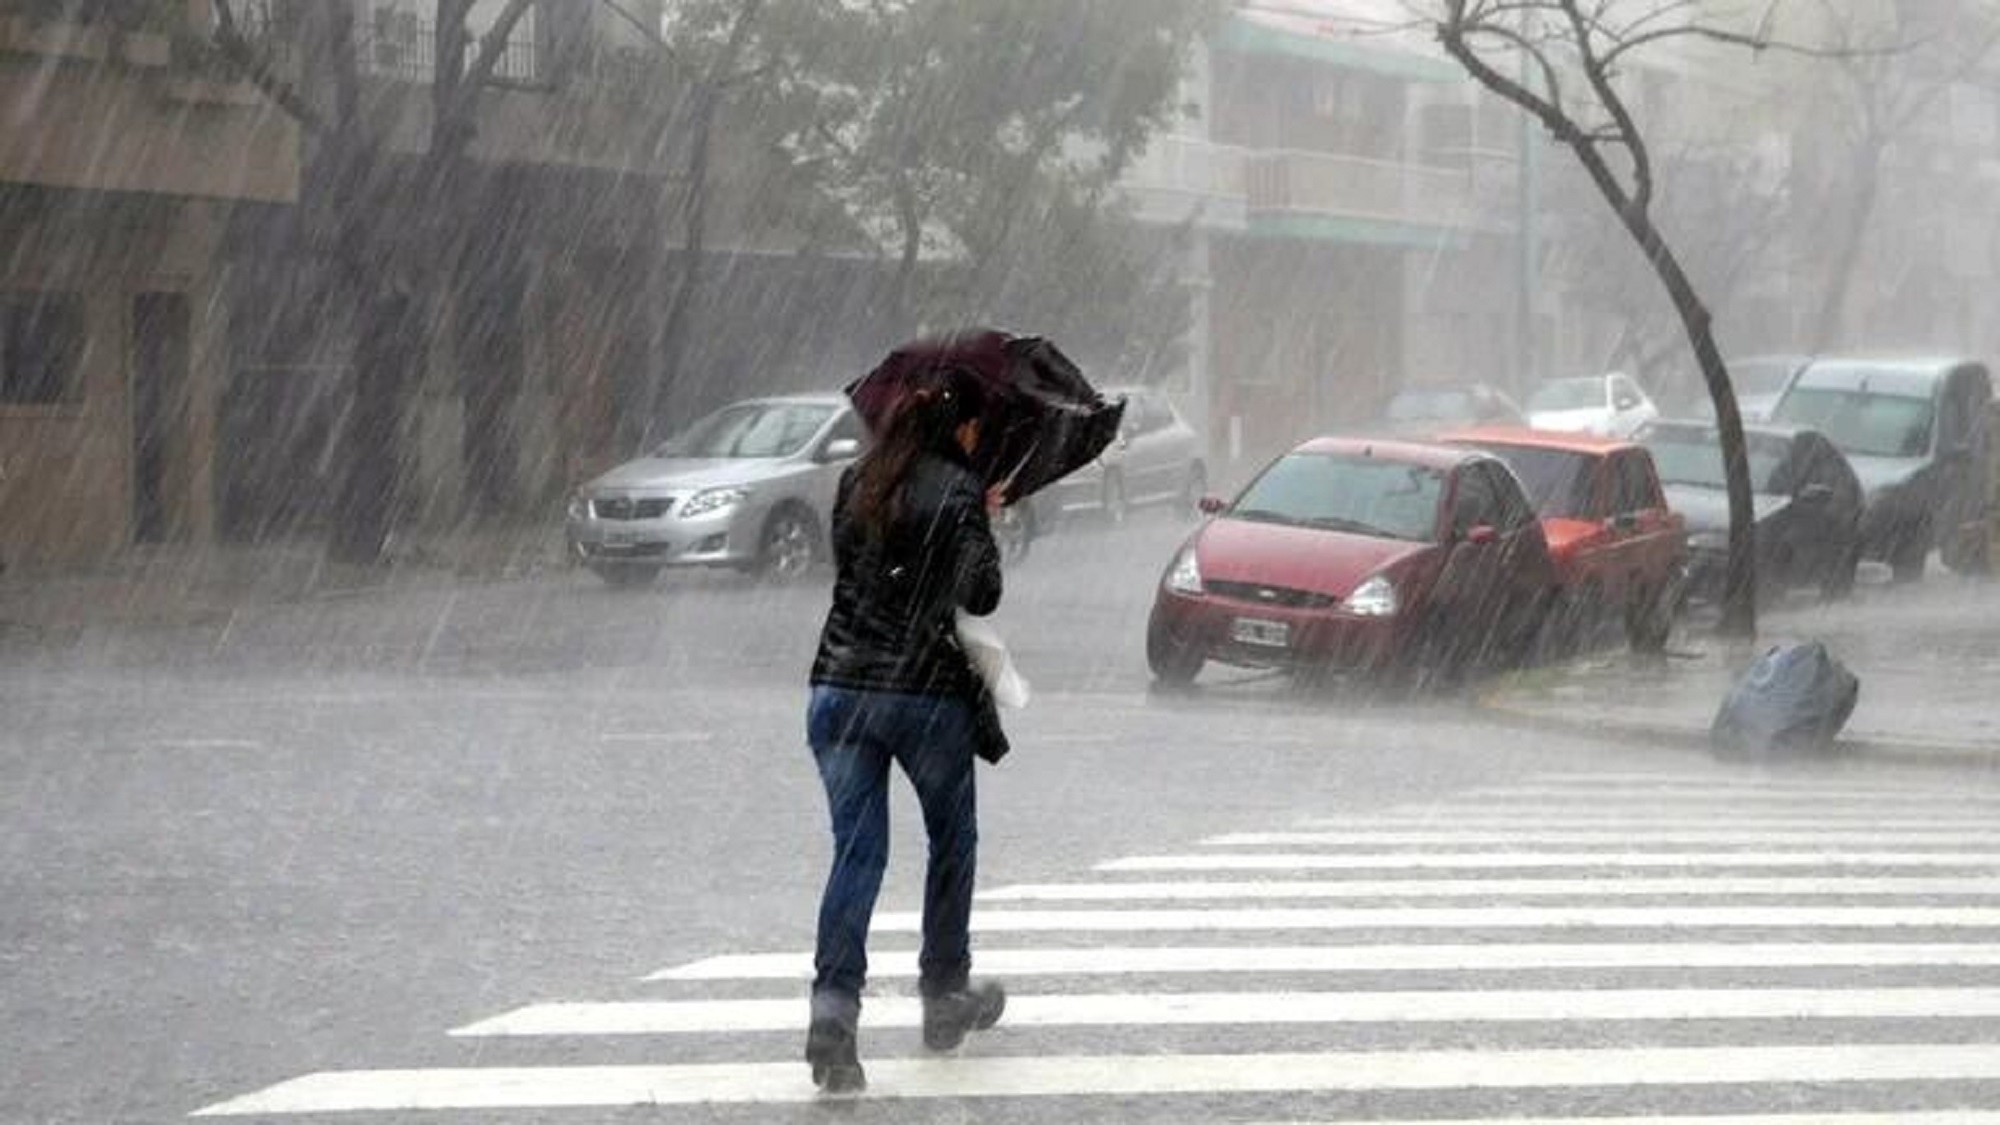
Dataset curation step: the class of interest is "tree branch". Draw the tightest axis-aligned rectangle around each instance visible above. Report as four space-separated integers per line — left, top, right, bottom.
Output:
1562 0 1651 211
463 0 539 91
207 0 325 133
596 0 681 64
1437 12 1575 146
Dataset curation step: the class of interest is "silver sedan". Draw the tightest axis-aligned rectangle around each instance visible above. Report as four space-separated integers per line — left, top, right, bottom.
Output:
565 394 863 587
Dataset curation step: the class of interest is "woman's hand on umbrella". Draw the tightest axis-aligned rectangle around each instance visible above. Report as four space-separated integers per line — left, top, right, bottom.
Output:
986 485 1006 516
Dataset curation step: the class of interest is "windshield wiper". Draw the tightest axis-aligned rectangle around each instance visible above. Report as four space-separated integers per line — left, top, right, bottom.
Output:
1230 507 1296 526
1305 515 1398 538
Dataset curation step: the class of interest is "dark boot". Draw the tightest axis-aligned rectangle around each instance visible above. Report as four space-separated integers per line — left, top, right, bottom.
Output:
921 981 1006 1051
805 990 865 1093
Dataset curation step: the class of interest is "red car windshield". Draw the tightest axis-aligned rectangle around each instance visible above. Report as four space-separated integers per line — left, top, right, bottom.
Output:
1469 444 1595 519
1230 452 1443 542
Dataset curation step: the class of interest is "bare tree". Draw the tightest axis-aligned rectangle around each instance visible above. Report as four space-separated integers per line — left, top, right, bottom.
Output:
1805 0 2000 351
620 0 770 452
1425 0 1831 637
205 0 537 562
1548 145 1790 397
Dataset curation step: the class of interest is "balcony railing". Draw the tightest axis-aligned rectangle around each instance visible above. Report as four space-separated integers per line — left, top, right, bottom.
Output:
1245 149 1477 230
1122 134 1250 200
360 13 540 86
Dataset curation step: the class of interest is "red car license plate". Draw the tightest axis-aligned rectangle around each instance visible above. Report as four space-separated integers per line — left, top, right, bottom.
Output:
1231 617 1290 648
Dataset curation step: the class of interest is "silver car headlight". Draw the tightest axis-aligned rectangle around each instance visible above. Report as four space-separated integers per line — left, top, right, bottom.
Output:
1165 546 1203 595
1345 574 1398 617
680 487 750 519
566 493 590 521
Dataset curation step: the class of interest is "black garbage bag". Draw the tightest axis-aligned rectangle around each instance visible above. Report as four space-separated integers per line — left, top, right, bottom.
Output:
1710 641 1860 756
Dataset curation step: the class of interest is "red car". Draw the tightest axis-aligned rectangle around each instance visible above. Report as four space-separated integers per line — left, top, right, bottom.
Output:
1440 427 1686 650
1146 437 1560 686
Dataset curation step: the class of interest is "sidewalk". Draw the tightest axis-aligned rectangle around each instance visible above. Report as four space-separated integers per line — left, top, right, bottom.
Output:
1482 577 2000 767
0 524 567 639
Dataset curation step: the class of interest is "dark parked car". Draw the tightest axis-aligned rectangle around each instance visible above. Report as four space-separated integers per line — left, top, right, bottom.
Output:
1640 420 1863 601
1146 437 1558 687
1380 383 1526 433
1769 357 1994 580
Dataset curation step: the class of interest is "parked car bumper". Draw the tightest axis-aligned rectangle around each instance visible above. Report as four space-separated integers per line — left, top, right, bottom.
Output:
566 505 757 569
1148 588 1405 673
1043 465 1110 513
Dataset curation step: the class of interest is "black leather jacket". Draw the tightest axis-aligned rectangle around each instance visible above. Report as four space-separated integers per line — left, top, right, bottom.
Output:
810 449 1002 698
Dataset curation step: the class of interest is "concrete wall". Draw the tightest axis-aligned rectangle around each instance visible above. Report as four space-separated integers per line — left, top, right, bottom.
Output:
0 194 227 568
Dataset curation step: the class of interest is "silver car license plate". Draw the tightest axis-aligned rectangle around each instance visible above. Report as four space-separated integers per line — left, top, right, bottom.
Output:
1231 617 1290 648
604 531 645 546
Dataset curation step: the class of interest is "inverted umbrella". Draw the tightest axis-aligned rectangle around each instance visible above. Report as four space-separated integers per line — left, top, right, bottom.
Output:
845 329 1126 505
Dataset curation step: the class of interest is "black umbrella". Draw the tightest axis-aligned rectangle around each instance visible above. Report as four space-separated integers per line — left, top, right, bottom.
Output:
845 329 1126 505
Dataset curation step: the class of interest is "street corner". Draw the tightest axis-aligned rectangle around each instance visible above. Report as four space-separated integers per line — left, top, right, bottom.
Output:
1479 635 2000 770
1477 649 1721 755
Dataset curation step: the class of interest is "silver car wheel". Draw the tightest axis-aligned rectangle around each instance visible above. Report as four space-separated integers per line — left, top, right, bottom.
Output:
762 512 816 581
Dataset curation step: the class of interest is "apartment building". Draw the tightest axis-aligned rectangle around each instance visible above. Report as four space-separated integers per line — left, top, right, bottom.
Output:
1120 1 1517 475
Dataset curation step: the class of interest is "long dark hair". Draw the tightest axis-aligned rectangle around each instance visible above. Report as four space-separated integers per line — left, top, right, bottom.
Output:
851 366 986 540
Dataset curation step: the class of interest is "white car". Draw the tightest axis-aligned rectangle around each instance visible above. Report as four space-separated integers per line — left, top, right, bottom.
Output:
1526 373 1659 437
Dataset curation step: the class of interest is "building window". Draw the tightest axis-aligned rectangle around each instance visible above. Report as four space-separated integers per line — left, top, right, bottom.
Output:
1 292 86 406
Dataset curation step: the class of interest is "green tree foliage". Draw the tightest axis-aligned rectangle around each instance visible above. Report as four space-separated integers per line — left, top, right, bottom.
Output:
759 0 1218 353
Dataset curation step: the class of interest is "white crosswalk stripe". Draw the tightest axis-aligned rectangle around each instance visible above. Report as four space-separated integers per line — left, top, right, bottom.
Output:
978 875 2000 900
1099 851 2000 870
194 769 2000 1119
650 941 2000 980
452 987 2000 1037
1208 829 2000 845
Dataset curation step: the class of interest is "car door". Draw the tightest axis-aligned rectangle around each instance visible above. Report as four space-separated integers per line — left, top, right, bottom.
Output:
1792 432 1861 581
1432 462 1510 634
1133 393 1181 502
1488 461 1558 615
1602 449 1678 597
807 409 867 525
1937 365 1993 554
1610 375 1655 437
1159 397 1202 491
1119 393 1162 501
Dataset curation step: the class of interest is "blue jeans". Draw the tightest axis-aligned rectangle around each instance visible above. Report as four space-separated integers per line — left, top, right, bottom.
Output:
807 685 978 1003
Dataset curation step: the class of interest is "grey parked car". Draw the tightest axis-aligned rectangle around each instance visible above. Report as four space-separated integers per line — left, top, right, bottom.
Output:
1769 357 1994 581
1040 385 1205 525
565 394 864 587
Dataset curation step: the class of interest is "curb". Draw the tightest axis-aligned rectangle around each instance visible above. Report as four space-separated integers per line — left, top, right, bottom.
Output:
1477 677 2000 773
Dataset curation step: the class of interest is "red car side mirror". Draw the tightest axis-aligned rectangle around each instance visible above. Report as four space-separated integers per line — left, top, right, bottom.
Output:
1198 496 1227 516
1466 524 1500 546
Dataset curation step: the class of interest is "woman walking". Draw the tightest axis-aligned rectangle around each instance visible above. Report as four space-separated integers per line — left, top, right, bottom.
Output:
804 365 1008 1093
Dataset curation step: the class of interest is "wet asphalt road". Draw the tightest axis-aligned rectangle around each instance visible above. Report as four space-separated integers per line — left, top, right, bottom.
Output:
6 514 2000 1123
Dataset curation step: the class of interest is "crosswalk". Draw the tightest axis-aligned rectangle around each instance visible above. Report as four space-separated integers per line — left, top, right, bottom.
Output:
195 767 2000 1121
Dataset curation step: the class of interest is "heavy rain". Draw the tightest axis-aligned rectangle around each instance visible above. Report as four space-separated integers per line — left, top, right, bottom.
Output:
6 0 2000 1121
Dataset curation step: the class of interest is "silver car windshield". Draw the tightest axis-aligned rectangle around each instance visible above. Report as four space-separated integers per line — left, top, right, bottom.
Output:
657 403 836 459
1645 430 1790 492
1773 388 1934 459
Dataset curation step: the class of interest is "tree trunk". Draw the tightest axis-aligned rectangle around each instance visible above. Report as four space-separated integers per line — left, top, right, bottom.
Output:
1809 139 1883 352
1571 143 1758 636
889 164 923 333
330 290 418 564
636 0 764 451
317 3 412 566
